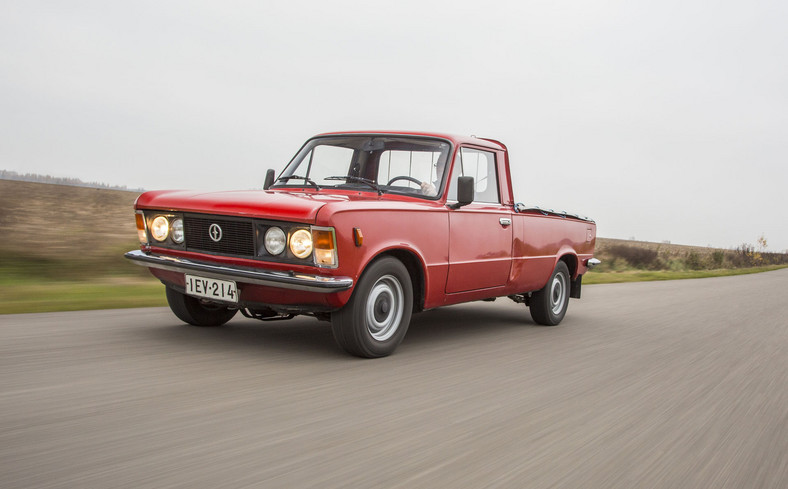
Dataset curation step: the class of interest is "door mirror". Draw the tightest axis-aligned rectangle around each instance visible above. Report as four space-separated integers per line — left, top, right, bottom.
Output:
263 169 276 190
450 176 474 209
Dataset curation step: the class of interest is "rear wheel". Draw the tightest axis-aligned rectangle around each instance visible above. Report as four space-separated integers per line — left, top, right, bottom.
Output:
529 261 570 326
331 257 413 358
165 286 237 327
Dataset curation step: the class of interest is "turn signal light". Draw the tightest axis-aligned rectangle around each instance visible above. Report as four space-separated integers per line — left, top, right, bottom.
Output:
135 211 148 245
312 227 337 268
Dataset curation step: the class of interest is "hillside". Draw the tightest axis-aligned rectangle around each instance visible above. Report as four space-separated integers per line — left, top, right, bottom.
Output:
0 180 142 279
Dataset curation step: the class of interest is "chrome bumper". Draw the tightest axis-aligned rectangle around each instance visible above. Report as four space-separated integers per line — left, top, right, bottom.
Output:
585 258 602 269
125 250 354 293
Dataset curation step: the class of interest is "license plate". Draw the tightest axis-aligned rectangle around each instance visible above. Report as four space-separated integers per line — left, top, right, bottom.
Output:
185 275 238 303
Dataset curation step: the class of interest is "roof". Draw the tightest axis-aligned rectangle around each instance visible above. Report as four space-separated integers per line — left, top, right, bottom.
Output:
314 130 506 151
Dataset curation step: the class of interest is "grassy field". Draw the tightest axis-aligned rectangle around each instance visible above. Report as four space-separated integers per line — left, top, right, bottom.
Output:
1 179 786 314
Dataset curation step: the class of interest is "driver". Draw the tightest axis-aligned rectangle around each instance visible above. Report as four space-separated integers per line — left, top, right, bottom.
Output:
419 155 448 197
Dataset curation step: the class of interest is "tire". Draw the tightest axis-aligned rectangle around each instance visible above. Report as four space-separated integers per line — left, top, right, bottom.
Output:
529 261 570 326
165 286 237 327
331 257 413 358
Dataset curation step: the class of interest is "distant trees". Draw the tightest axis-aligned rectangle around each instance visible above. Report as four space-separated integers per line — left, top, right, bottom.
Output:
0 169 142 191
757 234 768 252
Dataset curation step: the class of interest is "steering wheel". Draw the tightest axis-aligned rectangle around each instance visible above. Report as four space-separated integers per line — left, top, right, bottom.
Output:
387 176 423 186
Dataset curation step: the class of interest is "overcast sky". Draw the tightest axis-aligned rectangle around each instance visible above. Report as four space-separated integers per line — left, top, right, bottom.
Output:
2 1 787 250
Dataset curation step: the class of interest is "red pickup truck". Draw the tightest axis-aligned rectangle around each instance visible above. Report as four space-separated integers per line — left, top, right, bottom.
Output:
126 131 599 357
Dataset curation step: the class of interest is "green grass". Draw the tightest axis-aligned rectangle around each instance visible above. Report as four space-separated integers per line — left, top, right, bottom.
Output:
0 279 166 315
2 265 787 315
0 246 148 285
584 265 788 284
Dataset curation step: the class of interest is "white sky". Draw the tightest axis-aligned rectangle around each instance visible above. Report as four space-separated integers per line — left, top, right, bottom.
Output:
2 1 787 251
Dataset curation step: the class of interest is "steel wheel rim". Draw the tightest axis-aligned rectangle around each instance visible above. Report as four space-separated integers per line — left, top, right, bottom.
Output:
550 273 567 315
365 274 404 341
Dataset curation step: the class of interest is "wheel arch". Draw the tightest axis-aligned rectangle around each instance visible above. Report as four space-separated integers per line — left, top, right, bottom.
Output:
558 252 582 299
558 252 579 278
363 248 426 314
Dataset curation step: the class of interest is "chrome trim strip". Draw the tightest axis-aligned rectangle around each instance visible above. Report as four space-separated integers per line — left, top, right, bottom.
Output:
125 250 353 293
514 203 595 223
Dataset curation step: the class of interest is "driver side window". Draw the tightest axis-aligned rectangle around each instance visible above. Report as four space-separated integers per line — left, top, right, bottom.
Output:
447 148 499 203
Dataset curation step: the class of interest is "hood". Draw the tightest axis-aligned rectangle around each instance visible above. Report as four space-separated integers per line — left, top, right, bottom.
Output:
135 189 351 223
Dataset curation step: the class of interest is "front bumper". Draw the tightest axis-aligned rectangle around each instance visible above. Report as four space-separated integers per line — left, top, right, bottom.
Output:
125 250 354 293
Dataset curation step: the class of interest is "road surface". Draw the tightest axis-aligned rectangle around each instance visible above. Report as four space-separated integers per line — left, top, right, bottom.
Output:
2 270 787 488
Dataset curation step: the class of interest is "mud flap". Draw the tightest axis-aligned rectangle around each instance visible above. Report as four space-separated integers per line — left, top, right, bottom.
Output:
570 275 582 299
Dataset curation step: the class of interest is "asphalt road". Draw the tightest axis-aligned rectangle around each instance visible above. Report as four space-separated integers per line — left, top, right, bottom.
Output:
2 270 787 489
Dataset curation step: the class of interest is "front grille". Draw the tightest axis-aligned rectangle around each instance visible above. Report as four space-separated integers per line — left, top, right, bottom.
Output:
184 215 255 257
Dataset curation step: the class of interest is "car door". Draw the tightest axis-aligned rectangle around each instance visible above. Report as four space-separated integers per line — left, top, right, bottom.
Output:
446 147 513 294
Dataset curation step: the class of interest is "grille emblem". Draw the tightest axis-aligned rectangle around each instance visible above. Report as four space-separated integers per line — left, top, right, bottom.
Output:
208 223 223 242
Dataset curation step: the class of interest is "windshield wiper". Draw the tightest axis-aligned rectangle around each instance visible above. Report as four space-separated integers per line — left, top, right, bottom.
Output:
275 175 321 189
324 176 383 195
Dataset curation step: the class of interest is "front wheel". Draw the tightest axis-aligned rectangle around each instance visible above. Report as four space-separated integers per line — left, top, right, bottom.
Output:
529 261 570 326
331 257 413 358
165 286 237 327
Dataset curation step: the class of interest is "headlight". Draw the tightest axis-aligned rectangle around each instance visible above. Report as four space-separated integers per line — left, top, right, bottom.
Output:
264 226 286 255
151 216 169 242
290 229 313 258
171 218 184 244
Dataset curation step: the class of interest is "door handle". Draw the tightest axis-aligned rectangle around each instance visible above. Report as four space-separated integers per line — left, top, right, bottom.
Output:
499 218 512 227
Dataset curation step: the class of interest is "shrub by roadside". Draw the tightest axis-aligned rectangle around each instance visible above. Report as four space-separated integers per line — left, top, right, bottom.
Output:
592 238 788 273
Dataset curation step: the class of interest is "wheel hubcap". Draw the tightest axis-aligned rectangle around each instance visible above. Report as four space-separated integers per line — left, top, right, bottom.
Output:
550 273 567 315
365 274 404 341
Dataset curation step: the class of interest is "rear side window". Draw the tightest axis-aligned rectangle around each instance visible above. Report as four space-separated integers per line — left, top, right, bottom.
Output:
447 148 499 203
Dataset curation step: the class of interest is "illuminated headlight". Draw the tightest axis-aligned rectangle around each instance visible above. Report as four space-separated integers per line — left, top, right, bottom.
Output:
290 229 313 259
171 218 184 244
264 226 286 255
151 216 169 242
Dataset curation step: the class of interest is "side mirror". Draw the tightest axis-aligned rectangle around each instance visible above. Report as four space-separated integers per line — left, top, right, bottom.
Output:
450 176 474 209
263 169 276 190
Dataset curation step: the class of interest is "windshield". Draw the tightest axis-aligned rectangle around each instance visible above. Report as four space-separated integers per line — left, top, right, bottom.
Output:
275 135 452 198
